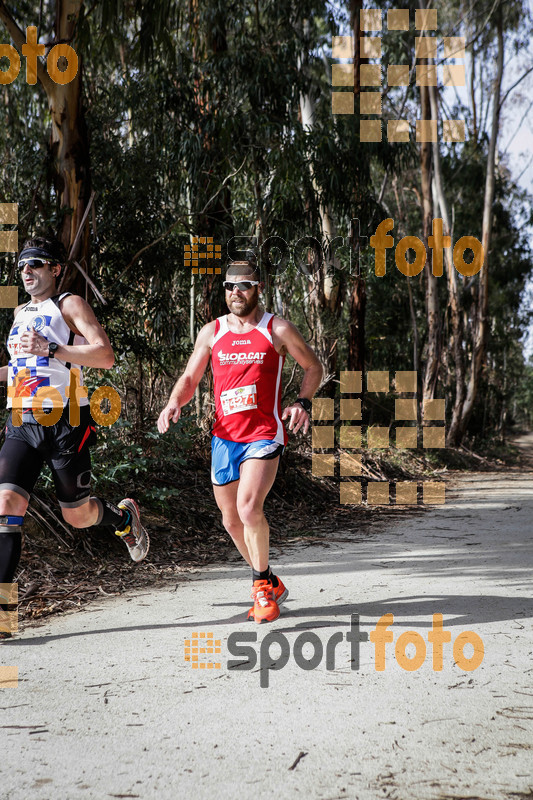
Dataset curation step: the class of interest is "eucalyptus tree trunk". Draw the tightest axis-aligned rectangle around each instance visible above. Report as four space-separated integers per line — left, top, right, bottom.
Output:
419 82 438 404
347 0 366 377
456 3 504 442
0 0 91 291
428 83 465 446
299 22 341 388
430 2 503 445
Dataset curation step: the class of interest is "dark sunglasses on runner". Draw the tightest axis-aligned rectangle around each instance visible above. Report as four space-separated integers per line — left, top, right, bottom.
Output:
17 257 55 271
223 280 260 292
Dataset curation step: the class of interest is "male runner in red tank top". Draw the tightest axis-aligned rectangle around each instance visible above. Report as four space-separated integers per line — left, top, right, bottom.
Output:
158 258 322 622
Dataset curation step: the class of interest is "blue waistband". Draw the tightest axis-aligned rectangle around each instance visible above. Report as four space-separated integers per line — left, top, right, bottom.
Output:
0 516 24 526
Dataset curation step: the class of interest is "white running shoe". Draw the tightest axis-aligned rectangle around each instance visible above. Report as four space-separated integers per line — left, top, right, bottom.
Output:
115 498 150 562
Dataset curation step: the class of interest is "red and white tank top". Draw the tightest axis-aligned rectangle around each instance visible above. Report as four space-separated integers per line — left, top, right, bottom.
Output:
211 312 287 444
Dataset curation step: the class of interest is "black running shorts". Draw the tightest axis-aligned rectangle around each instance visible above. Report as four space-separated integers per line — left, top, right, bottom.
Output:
0 404 97 507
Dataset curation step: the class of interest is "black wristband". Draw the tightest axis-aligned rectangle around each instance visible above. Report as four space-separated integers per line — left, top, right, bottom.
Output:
296 397 312 414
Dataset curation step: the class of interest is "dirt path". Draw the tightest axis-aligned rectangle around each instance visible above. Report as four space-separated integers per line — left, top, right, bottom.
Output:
1 451 533 800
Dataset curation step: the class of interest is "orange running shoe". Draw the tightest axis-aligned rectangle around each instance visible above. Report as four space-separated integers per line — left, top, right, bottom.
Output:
273 576 289 605
248 577 287 622
247 575 288 620
248 579 280 624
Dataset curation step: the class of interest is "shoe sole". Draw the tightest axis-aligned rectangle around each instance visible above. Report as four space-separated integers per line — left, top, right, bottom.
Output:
276 587 289 604
119 498 150 562
252 605 281 624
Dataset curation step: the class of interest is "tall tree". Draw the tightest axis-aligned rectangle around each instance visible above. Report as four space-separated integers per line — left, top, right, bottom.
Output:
299 19 342 385
418 2 438 404
0 0 91 289
456 1 504 442
347 0 366 377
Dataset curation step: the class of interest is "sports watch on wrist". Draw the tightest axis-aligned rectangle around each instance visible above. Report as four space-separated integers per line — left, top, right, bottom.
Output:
295 397 312 414
48 342 59 358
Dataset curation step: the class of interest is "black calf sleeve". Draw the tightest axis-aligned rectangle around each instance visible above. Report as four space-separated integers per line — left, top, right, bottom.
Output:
91 497 129 530
0 529 22 585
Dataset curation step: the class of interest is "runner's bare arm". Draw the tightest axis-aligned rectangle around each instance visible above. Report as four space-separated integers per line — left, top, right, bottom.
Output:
19 295 114 369
273 317 323 434
157 321 215 434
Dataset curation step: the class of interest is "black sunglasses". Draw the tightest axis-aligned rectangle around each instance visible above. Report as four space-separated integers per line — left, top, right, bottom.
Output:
223 280 259 292
18 257 57 271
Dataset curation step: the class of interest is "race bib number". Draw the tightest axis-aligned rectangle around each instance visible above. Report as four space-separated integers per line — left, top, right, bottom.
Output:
220 384 257 416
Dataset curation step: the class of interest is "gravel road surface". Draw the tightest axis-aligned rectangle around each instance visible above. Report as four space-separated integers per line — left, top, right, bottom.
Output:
2 459 532 800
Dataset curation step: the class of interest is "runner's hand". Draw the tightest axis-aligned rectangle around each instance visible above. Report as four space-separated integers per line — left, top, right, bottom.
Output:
20 329 49 356
282 403 310 435
157 403 181 434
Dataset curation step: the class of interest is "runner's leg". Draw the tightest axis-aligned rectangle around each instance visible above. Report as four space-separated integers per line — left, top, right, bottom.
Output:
49 407 149 562
0 489 24 637
237 457 282 623
237 456 280 572
50 451 123 530
212 480 252 565
0 436 43 636
0 436 43 584
0 489 26 585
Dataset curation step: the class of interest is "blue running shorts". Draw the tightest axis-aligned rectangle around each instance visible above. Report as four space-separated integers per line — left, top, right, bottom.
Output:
211 436 284 486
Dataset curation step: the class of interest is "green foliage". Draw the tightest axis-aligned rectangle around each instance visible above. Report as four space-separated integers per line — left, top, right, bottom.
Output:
1 0 533 456
90 416 194 509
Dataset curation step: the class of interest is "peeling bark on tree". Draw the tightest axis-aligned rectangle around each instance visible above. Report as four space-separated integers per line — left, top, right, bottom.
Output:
420 82 438 404
347 0 366 379
429 83 466 446
456 4 504 442
0 0 92 295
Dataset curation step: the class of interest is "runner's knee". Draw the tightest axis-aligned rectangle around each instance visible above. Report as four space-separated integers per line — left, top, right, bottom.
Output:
0 490 29 517
222 513 244 540
236 498 264 528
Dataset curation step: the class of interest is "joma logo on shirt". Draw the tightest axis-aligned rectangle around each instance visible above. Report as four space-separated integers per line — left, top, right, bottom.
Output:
232 339 252 345
218 350 266 364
